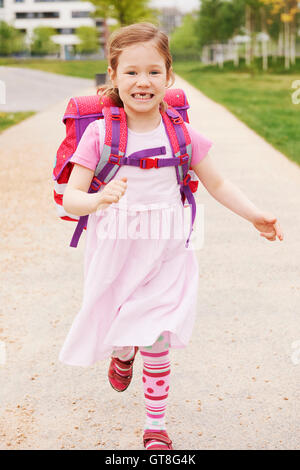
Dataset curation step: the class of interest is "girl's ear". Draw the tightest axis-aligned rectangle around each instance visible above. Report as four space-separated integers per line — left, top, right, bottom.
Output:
166 67 175 89
107 66 116 86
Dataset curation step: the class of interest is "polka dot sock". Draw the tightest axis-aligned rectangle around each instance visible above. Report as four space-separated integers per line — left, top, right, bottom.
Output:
140 333 171 434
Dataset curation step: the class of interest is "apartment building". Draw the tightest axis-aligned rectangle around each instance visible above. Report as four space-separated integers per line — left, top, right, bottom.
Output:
158 7 183 36
0 0 107 58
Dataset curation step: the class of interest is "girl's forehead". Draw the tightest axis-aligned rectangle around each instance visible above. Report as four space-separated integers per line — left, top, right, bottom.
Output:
117 41 165 67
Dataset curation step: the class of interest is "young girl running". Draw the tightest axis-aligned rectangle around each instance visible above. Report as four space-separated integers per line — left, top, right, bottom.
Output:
59 22 283 450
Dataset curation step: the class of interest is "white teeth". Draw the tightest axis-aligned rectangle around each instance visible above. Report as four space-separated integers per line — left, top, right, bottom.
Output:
133 93 153 100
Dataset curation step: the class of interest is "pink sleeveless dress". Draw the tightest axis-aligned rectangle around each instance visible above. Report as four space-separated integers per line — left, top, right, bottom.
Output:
59 118 212 366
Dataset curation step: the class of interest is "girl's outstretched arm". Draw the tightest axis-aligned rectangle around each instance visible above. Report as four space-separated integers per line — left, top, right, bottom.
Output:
63 163 127 216
192 154 283 242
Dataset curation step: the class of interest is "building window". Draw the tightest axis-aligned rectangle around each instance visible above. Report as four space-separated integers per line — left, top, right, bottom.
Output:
0 0 3 7
14 0 25 3
15 12 60 19
71 11 90 18
43 11 59 18
56 28 75 34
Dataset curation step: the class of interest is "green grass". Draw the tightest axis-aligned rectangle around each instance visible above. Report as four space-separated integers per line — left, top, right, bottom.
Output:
0 111 35 133
173 61 300 166
0 58 107 79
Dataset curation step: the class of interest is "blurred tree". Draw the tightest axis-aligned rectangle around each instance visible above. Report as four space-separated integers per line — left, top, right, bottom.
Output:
87 0 158 27
243 0 261 65
170 14 199 60
260 0 299 68
30 27 59 56
75 26 99 54
197 0 245 46
197 0 299 69
0 21 26 56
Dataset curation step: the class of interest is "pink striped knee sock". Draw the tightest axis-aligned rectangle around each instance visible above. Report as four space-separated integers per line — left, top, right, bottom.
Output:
140 348 170 432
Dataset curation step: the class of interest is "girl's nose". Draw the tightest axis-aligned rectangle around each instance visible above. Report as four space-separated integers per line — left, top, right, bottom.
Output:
137 73 151 86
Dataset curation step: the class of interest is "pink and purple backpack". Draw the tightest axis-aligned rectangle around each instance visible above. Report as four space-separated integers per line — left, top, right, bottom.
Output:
53 88 198 248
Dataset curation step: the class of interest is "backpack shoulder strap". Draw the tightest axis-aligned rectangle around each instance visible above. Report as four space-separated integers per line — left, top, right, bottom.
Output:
69 105 127 248
161 106 192 184
161 106 196 249
92 105 127 189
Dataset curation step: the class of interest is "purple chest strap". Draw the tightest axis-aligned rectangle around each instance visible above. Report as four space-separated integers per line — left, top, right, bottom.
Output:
70 146 196 248
70 146 167 248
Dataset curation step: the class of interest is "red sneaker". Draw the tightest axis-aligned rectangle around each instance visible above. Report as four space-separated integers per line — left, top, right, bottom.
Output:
108 347 138 392
143 429 173 450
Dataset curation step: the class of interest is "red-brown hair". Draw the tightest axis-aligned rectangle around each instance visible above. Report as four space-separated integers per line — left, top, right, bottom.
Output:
98 22 175 112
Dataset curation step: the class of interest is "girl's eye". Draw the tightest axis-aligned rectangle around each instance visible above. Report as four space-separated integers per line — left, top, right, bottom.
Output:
126 71 160 76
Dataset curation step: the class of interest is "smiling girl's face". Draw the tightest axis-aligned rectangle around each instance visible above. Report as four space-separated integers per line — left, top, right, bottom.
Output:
108 40 170 123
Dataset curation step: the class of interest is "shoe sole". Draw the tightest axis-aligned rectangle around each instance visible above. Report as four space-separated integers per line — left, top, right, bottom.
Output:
109 380 130 392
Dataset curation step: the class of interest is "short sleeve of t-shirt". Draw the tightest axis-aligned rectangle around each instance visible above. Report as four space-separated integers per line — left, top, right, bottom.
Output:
185 123 213 167
70 119 213 171
70 120 100 171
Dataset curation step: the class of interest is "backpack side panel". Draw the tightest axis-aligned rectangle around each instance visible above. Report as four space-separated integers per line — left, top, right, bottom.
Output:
164 89 190 123
53 96 103 221
53 117 77 181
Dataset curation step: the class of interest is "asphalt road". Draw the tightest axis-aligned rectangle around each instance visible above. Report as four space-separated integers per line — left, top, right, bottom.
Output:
0 66 93 112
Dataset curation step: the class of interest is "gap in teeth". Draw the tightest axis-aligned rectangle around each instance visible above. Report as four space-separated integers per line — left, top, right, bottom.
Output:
133 93 152 98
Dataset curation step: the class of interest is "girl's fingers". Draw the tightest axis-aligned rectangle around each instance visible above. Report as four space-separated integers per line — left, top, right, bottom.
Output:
103 189 125 202
260 232 276 241
105 186 126 197
103 194 119 203
110 179 127 189
258 218 284 242
106 185 126 195
274 221 284 240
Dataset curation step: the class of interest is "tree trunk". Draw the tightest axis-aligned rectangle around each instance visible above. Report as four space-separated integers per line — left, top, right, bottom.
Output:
219 43 224 69
260 7 268 71
245 4 252 66
234 43 239 67
290 18 296 66
119 6 127 26
277 29 283 59
284 20 290 70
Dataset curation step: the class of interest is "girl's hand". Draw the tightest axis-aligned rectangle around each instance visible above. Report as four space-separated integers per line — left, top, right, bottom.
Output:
95 177 127 211
252 212 284 242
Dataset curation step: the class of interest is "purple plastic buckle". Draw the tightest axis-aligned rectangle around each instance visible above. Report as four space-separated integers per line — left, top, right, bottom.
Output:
179 154 189 165
91 177 105 191
109 154 122 165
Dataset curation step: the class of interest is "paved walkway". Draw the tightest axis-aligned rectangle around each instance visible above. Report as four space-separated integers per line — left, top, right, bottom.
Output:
0 66 93 112
0 73 299 450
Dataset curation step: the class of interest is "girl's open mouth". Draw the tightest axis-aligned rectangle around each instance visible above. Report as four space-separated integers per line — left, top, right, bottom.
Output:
131 93 154 101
